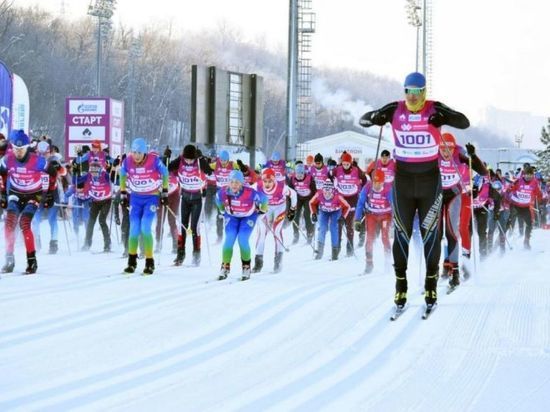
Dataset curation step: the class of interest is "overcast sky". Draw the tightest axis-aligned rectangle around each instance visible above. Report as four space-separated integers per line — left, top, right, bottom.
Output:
14 0 550 134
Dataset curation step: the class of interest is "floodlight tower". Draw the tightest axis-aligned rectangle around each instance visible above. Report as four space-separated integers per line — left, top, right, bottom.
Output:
404 0 433 94
87 0 117 96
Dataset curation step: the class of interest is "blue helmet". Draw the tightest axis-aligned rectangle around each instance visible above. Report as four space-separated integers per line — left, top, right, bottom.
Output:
219 150 230 162
131 137 147 154
9 130 30 147
404 72 426 88
271 151 281 161
229 170 244 184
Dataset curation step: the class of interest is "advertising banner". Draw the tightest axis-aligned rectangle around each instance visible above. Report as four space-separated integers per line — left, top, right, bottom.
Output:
0 60 13 137
65 97 124 160
11 74 30 132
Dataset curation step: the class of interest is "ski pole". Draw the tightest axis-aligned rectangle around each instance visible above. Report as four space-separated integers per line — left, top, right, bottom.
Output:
291 219 317 253
61 207 71 256
164 204 192 235
480 204 513 251
200 197 212 266
54 203 84 209
263 215 289 252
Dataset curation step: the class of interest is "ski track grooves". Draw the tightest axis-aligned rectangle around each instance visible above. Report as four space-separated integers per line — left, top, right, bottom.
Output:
233 297 399 412
0 276 360 410
0 280 226 349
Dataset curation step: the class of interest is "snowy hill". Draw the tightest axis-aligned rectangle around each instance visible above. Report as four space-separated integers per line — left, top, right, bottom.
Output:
1 222 549 411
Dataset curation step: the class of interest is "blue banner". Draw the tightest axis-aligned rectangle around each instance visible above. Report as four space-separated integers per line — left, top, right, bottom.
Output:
0 60 13 137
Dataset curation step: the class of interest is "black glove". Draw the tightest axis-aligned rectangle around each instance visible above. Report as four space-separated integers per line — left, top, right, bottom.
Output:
160 188 169 206
201 189 207 198
493 211 500 221
354 220 362 232
311 213 318 223
113 157 121 167
465 143 476 156
359 111 388 128
42 191 54 209
338 215 346 224
0 192 7 209
120 190 129 208
236 159 248 172
428 111 446 127
286 208 296 221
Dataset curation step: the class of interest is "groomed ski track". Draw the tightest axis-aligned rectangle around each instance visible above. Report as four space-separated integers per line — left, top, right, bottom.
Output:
1 228 549 411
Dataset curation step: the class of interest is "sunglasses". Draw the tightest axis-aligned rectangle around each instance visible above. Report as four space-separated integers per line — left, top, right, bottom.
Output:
405 87 425 95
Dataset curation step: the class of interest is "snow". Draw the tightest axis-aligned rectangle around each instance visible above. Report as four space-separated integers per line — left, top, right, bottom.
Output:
1 220 550 411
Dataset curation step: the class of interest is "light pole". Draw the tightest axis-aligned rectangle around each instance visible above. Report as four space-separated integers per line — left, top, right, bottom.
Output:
405 0 422 72
87 0 116 96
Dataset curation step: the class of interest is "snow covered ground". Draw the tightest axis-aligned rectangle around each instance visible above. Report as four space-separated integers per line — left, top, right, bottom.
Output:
1 218 550 411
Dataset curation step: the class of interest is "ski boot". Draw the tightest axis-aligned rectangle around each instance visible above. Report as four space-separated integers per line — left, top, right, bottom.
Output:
524 237 531 250
292 232 300 245
124 254 138 274
218 263 230 280
447 266 460 294
25 252 37 274
364 260 374 275
81 243 91 252
191 250 201 267
440 261 452 280
2 253 15 273
346 241 354 257
143 258 155 275
173 248 185 266
306 233 314 245
241 260 251 281
103 241 112 253
314 244 324 260
273 252 283 273
394 274 408 307
331 246 340 261
49 240 58 255
424 272 438 306
252 255 263 273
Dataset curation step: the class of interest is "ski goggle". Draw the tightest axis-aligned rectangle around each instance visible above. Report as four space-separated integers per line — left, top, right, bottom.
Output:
405 87 425 95
13 144 29 151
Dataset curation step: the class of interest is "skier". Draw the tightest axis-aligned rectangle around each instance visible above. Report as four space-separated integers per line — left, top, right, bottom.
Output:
252 168 297 273
438 133 486 289
506 166 543 249
309 179 351 260
360 71 470 314
169 144 210 266
81 161 113 252
210 150 236 243
0 130 61 273
119 137 169 275
354 169 393 274
215 170 267 280
331 151 367 257
265 151 287 183
310 153 329 190
288 163 316 244
366 149 396 185
31 141 66 254
63 180 91 243
487 170 510 255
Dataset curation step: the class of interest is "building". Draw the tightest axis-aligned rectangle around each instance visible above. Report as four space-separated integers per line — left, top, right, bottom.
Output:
297 128 394 170
477 147 538 173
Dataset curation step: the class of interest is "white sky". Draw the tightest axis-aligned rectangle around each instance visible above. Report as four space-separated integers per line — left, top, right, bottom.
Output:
13 0 550 131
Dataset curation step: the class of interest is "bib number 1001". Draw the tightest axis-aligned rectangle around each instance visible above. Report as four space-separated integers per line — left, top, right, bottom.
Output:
398 133 432 146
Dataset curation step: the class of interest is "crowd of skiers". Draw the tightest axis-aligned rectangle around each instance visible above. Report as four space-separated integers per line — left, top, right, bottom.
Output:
0 72 547 312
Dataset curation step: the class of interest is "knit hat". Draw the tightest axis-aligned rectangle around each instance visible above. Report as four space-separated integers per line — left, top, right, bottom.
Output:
9 130 30 147
91 139 102 150
131 137 147 154
271 151 281 161
229 170 244 184
341 152 352 163
314 153 323 163
440 132 456 150
295 163 305 175
219 150 230 162
306 155 314 164
37 141 50 154
381 149 391 157
373 169 385 183
404 72 426 88
183 144 197 159
261 168 275 181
